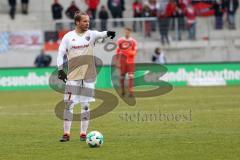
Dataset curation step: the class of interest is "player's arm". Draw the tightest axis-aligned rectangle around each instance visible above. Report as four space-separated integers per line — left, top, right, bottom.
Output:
114 39 121 68
129 39 138 56
57 35 68 83
116 39 121 55
134 40 138 54
92 30 116 40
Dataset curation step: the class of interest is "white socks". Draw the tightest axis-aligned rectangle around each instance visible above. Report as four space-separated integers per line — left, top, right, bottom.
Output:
80 102 90 135
63 102 90 135
63 102 74 134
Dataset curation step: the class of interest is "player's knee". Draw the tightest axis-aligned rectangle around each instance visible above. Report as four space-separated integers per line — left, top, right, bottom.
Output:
80 102 90 120
64 101 74 121
80 102 90 111
83 106 89 111
129 74 134 78
65 101 75 111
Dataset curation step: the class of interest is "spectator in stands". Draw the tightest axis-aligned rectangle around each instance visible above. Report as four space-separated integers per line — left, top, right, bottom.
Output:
51 0 64 31
210 0 225 30
8 0 16 20
65 1 80 30
86 8 94 29
166 0 177 30
85 0 99 20
176 0 186 9
158 10 170 45
157 0 168 13
176 5 185 40
152 47 166 64
144 0 158 31
225 0 239 29
34 50 52 67
99 5 109 31
142 4 152 37
21 0 29 15
132 0 143 32
65 1 80 19
85 0 99 29
107 0 125 27
184 3 197 40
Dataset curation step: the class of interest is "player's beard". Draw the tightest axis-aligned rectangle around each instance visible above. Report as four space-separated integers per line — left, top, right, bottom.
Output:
81 25 89 32
76 25 89 33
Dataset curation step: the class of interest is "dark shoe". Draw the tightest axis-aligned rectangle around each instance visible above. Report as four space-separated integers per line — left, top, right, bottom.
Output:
60 133 70 142
80 133 86 141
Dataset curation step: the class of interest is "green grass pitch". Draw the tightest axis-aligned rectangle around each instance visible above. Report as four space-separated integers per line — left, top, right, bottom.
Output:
0 86 240 160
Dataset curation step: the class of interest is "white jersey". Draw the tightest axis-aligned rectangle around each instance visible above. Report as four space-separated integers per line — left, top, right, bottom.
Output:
57 30 107 80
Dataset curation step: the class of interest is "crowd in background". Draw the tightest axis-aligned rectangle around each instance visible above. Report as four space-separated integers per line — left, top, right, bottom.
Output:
50 0 239 44
4 0 239 67
7 0 239 44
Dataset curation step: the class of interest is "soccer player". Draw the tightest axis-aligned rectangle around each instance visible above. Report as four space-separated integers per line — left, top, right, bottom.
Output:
115 27 137 97
57 11 115 142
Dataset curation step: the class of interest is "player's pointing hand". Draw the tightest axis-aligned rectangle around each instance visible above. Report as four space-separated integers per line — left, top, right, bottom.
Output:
107 31 116 39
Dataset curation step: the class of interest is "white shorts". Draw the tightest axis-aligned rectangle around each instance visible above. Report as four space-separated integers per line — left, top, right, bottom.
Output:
64 80 96 103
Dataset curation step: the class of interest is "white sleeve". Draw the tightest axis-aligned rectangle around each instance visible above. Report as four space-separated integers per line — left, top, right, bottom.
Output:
57 35 68 70
57 50 66 70
91 31 108 41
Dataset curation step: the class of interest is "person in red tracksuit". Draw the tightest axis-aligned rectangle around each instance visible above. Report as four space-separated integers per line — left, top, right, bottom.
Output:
115 27 137 97
166 0 177 30
132 0 143 32
85 0 100 20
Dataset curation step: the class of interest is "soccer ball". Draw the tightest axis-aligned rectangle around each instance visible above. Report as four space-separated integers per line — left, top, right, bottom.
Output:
86 131 104 148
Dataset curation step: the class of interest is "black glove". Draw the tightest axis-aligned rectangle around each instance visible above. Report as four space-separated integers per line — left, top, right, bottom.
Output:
58 70 67 83
107 31 116 39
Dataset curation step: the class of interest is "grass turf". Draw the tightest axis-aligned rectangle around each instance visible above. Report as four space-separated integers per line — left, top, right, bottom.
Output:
0 86 239 160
